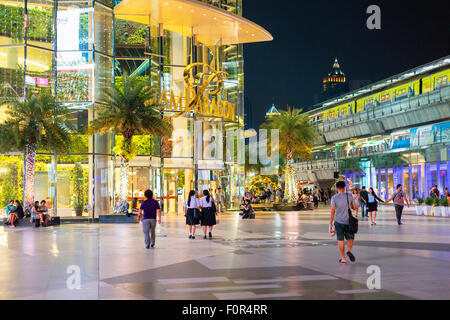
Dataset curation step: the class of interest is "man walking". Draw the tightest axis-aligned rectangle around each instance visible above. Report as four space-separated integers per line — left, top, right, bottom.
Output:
385 184 409 225
360 186 369 218
138 189 161 249
313 186 319 209
215 187 224 213
330 181 357 263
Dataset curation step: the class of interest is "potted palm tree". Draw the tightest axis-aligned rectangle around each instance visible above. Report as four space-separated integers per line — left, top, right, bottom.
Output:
88 74 172 207
424 197 434 216
439 197 448 217
0 92 74 208
416 197 424 215
70 163 87 216
261 106 316 202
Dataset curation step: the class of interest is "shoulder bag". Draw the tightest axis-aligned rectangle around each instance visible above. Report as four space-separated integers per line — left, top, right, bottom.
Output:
347 193 358 234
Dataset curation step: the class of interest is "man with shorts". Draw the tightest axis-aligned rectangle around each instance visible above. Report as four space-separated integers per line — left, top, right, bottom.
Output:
330 181 357 263
385 184 409 225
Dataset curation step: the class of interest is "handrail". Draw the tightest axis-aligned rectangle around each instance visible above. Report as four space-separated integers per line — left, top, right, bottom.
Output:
313 87 450 133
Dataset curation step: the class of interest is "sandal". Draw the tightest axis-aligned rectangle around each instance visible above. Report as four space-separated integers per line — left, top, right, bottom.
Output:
346 251 356 262
339 259 347 264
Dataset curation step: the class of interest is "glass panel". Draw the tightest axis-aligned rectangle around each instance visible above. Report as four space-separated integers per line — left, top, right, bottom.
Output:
0 45 24 103
94 3 112 55
0 0 25 45
25 46 53 94
0 155 23 217
27 0 55 49
57 51 93 102
94 54 112 103
57 1 93 52
34 155 53 213
56 155 90 217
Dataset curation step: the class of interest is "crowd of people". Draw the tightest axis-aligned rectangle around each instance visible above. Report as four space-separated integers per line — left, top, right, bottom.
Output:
4 199 50 228
330 182 411 263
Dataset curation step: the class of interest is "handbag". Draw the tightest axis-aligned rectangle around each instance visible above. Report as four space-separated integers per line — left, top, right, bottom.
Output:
211 198 217 214
347 193 358 234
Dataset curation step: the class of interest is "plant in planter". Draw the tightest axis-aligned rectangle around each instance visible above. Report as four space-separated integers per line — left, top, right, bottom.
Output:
440 197 448 217
415 197 424 215
70 163 88 216
424 197 434 216
433 197 441 216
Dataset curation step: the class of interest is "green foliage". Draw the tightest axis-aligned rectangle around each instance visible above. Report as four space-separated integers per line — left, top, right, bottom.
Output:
88 74 172 162
177 169 185 189
0 4 52 42
425 197 434 206
261 106 317 162
0 92 75 154
0 155 23 208
69 163 88 211
417 197 424 204
433 197 440 206
440 197 448 207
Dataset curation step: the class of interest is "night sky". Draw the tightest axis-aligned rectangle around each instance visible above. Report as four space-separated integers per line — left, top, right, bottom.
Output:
243 0 450 129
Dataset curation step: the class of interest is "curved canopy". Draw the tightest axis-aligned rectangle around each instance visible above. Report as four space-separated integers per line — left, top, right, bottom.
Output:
114 0 273 46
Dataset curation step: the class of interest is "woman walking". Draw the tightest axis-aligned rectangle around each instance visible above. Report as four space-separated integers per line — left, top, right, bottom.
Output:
352 189 361 216
184 190 200 239
367 187 384 226
199 190 217 239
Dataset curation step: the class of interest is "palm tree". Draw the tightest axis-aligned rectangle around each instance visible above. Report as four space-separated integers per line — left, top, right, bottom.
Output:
261 106 316 201
0 93 74 207
88 74 172 204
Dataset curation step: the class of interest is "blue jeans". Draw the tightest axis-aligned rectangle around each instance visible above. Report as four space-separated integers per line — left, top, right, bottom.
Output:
361 202 367 217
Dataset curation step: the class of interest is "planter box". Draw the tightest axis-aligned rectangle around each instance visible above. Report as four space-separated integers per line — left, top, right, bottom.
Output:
424 206 432 216
442 207 449 217
434 206 441 217
415 206 423 215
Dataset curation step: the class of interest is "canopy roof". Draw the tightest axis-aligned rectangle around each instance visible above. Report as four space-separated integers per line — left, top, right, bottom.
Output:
114 0 273 46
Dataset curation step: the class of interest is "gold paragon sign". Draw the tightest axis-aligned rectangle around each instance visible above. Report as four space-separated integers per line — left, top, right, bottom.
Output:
159 63 236 121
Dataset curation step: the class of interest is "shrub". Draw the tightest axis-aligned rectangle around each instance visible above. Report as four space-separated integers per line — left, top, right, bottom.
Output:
417 197 424 204
425 197 434 206
433 197 440 206
440 197 448 207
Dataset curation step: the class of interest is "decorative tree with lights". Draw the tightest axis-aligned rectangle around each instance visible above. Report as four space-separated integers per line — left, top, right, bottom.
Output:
88 74 172 205
0 93 73 207
261 106 316 202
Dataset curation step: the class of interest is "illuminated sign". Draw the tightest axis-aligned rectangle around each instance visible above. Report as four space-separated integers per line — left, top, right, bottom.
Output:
159 63 236 121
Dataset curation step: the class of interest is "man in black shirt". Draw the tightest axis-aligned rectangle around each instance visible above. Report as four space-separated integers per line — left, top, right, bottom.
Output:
360 186 369 218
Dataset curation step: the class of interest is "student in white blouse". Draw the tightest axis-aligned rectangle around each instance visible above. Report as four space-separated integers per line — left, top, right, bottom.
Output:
198 189 217 239
184 190 200 239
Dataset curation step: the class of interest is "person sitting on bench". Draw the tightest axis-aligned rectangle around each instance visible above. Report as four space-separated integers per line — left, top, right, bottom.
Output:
30 201 40 223
39 200 50 227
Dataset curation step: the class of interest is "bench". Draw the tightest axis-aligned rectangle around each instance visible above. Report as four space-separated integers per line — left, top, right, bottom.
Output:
2 216 60 227
98 214 139 224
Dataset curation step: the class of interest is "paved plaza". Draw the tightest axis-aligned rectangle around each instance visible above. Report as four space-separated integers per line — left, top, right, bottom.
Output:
1 208 449 300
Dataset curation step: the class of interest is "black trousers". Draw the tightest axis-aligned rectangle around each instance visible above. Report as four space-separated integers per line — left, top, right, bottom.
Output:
395 205 404 223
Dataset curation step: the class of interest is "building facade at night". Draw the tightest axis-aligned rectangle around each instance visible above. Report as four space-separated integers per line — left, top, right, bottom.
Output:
0 0 272 217
297 56 450 201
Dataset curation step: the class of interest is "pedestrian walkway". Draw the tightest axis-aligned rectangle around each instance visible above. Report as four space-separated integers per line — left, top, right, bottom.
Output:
0 211 449 299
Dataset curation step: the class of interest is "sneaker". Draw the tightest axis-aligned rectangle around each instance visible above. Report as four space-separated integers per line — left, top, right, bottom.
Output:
192 236 195 239
151 244 155 248
189 235 192 239
209 232 212 238
203 235 207 239
146 245 150 249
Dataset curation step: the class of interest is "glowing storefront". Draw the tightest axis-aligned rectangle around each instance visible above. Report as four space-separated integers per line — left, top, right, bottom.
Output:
0 0 272 216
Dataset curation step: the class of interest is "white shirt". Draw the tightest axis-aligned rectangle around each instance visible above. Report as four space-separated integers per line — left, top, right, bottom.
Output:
184 197 199 209
199 196 213 208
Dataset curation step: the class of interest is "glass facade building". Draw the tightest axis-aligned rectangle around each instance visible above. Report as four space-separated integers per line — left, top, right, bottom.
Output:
0 0 272 217
297 56 450 201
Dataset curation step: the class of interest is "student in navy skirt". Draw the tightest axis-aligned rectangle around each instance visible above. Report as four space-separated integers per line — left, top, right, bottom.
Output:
199 190 217 239
184 190 200 239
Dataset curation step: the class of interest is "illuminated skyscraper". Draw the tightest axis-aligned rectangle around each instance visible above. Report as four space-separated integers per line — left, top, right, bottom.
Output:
322 58 347 93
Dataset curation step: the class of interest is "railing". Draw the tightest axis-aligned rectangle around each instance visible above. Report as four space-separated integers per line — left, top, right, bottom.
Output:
314 86 450 133
293 158 338 171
